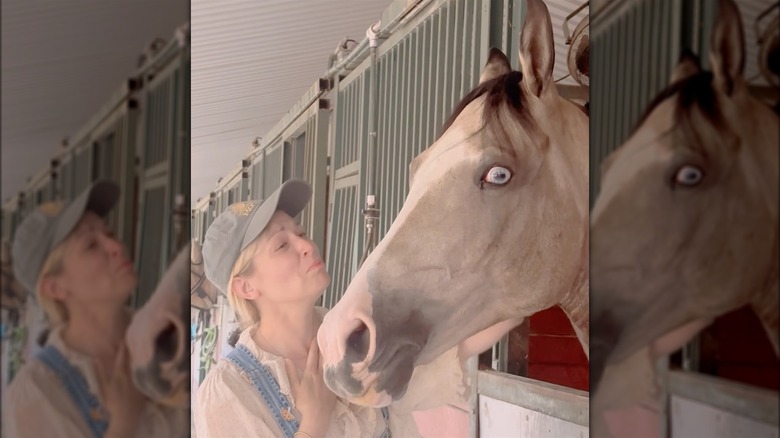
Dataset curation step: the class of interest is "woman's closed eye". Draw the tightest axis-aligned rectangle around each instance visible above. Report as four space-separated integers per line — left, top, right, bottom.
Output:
275 241 288 251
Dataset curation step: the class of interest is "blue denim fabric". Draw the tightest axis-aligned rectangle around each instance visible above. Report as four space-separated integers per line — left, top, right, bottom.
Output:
227 344 392 437
226 345 300 437
36 345 109 438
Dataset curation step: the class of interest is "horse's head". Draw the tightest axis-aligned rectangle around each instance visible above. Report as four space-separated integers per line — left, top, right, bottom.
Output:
590 0 779 390
126 243 190 407
317 0 589 407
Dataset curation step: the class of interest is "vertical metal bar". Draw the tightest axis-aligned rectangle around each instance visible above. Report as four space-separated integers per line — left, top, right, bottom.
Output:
479 0 492 70
657 355 671 438
346 86 353 166
401 36 413 217
366 36 379 216
659 0 670 93
669 0 683 94
444 4 456 120
492 334 509 373
422 16 433 154
387 48 398 232
461 0 472 97
379 58 390 236
390 41 400 221
691 0 701 53
682 334 701 372
617 16 628 143
435 11 446 129
604 25 614 163
410 26 419 184
589 39 596 203
453 0 464 99
311 110 329 256
467 355 479 438
501 0 511 49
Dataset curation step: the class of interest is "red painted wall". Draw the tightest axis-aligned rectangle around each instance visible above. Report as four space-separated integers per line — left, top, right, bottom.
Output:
527 306 589 391
694 306 778 391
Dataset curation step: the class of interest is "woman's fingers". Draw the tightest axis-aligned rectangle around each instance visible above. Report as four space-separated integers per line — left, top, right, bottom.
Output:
285 359 301 394
113 345 128 374
94 357 109 390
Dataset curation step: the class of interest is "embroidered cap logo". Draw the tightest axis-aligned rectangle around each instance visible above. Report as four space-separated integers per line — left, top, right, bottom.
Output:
229 201 256 216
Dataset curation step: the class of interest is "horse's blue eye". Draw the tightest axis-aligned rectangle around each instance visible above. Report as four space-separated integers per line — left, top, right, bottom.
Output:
675 165 704 187
484 166 512 185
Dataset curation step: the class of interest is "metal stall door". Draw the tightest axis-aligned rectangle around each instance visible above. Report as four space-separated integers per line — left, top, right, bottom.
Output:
324 70 369 309
323 0 491 310
133 60 180 308
590 0 682 204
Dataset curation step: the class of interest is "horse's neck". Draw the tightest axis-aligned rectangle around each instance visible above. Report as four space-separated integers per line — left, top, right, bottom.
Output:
739 95 780 357
737 95 779 220
559 227 590 359
751 236 779 357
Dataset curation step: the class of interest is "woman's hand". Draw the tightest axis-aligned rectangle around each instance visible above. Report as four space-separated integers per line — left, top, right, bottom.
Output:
98 344 147 438
285 340 336 438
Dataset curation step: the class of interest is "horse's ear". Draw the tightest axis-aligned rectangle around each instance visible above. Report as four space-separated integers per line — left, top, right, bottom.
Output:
518 0 556 97
670 48 702 84
708 0 745 95
479 47 512 85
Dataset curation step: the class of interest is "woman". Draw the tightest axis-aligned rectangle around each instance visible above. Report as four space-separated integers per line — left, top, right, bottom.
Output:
2 180 186 438
194 179 513 438
195 179 375 438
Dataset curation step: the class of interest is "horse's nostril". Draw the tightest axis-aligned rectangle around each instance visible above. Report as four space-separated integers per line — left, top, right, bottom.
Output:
345 322 370 362
155 322 179 362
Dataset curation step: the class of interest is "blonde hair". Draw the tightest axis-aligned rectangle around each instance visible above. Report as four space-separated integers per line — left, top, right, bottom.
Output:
227 236 264 330
35 236 69 327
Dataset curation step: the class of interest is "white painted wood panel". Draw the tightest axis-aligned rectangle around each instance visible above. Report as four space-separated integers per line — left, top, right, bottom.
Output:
671 395 779 438
479 395 588 438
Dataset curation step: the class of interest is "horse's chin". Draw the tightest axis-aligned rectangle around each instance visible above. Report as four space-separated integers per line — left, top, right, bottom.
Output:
132 363 190 408
343 387 396 408
323 342 420 407
151 385 190 408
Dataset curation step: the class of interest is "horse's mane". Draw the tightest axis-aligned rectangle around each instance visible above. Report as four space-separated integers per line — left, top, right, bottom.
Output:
440 71 524 136
631 70 718 131
438 71 540 152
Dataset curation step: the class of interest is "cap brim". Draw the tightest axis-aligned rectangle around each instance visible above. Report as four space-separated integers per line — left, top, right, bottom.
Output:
52 180 120 246
240 179 312 250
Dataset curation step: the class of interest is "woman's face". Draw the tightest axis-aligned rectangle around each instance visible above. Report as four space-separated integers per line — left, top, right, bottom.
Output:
52 212 137 305
243 211 330 303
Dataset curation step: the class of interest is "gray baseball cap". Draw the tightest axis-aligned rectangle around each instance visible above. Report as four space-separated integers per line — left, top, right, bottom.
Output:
11 180 120 293
202 178 312 294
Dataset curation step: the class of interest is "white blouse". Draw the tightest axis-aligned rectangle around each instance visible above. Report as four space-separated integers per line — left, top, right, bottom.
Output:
2 326 189 438
194 307 470 438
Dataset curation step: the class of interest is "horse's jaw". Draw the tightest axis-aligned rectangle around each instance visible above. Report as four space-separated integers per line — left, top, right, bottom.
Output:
127 243 190 409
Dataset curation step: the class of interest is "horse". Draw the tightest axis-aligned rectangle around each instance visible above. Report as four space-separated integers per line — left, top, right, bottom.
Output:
125 242 191 409
589 0 779 434
317 0 589 407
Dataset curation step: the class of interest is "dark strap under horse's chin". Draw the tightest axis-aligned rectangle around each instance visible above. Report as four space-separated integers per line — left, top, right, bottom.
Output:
190 272 207 294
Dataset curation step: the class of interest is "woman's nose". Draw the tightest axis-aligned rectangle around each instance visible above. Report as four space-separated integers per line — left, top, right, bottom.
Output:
103 234 125 257
298 235 316 256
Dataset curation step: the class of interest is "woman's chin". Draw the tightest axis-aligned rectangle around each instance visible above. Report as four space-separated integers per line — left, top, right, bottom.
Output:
316 273 331 291
121 277 139 298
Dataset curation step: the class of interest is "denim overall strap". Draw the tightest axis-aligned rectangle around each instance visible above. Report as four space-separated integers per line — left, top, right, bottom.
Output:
226 345 300 438
380 407 391 438
36 345 109 438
